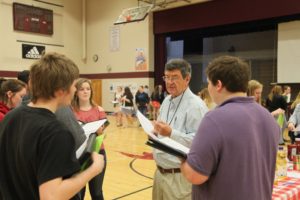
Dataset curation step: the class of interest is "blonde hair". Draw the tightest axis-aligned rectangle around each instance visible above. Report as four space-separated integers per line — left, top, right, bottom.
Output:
198 88 215 109
291 91 300 109
247 80 263 104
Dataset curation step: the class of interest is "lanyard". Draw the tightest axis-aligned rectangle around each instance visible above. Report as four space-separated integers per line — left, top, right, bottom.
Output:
166 89 186 125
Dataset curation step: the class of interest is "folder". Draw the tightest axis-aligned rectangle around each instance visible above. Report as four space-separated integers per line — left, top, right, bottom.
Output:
76 119 108 159
146 137 187 159
79 133 105 171
81 119 108 137
136 110 189 159
276 113 284 128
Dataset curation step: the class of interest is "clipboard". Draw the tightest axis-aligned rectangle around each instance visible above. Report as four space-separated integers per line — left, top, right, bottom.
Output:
146 137 187 159
79 133 105 171
76 119 108 159
136 110 189 159
81 119 108 137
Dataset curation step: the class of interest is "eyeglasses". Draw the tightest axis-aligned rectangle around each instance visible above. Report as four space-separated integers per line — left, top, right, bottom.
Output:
162 76 180 82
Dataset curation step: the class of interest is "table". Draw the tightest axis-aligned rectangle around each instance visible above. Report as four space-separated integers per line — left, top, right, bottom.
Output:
272 177 300 200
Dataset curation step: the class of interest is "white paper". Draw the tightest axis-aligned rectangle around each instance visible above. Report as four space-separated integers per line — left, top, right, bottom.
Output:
159 137 189 154
287 171 300 179
82 119 107 137
136 110 158 139
111 100 119 104
110 26 120 52
76 138 88 158
75 119 107 158
136 110 189 154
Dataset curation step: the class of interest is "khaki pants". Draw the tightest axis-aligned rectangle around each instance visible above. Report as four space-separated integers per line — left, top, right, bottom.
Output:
152 169 191 200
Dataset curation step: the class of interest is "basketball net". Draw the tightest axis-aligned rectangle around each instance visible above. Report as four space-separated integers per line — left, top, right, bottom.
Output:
125 15 132 22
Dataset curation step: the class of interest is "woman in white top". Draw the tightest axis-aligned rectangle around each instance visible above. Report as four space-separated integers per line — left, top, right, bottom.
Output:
114 86 123 127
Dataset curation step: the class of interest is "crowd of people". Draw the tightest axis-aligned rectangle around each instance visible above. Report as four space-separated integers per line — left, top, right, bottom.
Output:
112 84 166 127
0 53 298 200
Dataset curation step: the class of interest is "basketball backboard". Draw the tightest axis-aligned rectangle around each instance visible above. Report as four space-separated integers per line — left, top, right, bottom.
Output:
114 4 153 25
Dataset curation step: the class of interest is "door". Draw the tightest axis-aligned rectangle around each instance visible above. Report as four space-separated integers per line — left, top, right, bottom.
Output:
91 79 102 106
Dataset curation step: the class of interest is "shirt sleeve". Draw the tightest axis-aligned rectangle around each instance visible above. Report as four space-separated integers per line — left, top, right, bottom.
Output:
56 107 86 150
289 104 300 125
37 125 80 185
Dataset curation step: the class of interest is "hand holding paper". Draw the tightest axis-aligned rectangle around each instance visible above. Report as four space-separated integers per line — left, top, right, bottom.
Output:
76 119 108 159
153 121 172 137
136 110 158 139
293 125 300 133
136 110 189 159
82 119 108 137
80 133 105 171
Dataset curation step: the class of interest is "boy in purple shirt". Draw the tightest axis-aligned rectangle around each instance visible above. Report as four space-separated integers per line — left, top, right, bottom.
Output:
181 55 280 200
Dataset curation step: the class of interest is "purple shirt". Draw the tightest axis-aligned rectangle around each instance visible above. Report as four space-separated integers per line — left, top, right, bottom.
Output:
187 97 280 200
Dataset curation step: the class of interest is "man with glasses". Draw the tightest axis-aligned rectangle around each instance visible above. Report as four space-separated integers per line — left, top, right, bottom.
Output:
152 58 208 200
181 56 280 199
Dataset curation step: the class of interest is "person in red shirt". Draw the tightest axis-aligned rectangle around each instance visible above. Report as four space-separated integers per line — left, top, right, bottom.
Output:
72 78 107 200
0 79 26 121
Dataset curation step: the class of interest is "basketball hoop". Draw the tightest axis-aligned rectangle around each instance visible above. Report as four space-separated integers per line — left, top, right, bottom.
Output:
114 5 153 25
125 15 132 22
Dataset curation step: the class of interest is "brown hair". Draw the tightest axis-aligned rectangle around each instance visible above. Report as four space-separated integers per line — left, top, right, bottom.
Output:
29 52 79 103
0 79 26 104
206 56 250 93
72 78 96 111
267 85 282 101
291 91 300 109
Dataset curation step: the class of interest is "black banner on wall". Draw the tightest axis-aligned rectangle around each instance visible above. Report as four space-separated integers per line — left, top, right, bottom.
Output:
22 44 45 59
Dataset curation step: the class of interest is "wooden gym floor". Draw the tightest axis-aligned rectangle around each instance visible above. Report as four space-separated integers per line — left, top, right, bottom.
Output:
85 115 156 200
83 115 292 200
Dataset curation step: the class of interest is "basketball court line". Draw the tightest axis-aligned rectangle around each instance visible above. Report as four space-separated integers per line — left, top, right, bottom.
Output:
129 158 153 180
83 116 155 200
112 186 152 200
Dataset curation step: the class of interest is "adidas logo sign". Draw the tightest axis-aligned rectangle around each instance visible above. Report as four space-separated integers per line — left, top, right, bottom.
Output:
25 46 42 59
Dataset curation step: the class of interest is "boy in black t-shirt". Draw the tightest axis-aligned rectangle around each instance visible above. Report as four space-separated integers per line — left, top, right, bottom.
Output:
0 52 104 199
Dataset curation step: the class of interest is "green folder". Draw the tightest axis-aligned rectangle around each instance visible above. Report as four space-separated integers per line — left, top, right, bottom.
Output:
277 113 284 128
80 134 105 171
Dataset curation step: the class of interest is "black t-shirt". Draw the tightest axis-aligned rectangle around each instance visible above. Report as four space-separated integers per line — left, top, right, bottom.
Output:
266 94 287 112
122 93 134 107
0 104 80 199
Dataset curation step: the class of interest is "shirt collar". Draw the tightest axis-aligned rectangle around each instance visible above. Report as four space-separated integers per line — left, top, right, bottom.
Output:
170 87 189 105
218 96 254 107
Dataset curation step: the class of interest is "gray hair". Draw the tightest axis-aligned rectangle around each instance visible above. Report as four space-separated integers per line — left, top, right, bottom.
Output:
165 58 191 78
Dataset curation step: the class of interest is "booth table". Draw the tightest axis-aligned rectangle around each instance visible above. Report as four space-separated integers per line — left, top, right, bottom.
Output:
272 177 300 200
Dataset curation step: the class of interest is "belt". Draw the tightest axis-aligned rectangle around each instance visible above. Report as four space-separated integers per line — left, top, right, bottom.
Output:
157 165 181 174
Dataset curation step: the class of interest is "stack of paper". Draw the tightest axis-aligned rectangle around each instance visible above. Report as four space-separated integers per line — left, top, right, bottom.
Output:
82 119 107 137
136 111 189 159
76 119 107 159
